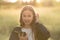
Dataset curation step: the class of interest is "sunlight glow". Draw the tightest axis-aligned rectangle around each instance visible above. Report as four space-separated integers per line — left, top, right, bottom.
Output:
36 0 42 3
3 0 17 3
22 0 31 3
56 0 60 2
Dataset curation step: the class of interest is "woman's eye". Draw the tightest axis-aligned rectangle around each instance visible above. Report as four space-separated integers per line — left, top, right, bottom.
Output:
22 15 31 17
28 15 31 17
23 15 26 17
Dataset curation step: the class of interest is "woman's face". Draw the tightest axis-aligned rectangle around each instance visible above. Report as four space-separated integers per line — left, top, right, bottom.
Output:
22 10 33 25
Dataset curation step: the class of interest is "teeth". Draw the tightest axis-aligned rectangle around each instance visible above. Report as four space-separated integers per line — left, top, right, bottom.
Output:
25 20 29 22
24 20 30 24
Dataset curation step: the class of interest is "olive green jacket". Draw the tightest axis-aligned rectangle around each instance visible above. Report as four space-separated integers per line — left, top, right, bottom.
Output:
9 23 50 40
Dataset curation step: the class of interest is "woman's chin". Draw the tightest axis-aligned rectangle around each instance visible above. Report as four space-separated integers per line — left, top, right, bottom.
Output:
25 23 30 25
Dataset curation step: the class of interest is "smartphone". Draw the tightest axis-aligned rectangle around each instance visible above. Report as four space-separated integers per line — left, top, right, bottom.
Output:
20 32 26 37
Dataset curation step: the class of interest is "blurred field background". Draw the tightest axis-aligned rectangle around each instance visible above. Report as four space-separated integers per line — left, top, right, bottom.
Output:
0 0 60 40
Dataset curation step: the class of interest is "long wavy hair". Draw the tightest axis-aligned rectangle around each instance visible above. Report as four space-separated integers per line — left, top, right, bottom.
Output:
20 6 41 40
20 5 36 27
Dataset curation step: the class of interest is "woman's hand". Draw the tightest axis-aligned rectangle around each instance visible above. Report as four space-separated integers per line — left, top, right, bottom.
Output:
19 32 28 40
20 35 28 40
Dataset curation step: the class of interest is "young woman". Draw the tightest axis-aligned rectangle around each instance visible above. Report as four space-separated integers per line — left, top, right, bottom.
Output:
9 5 50 40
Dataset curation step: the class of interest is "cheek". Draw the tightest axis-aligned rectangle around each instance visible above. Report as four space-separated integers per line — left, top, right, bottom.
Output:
28 17 33 23
29 17 33 21
22 16 33 24
22 17 25 22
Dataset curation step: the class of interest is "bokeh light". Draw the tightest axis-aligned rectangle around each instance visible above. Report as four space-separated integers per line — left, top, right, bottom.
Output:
56 0 60 2
3 0 17 3
36 0 43 3
22 0 31 3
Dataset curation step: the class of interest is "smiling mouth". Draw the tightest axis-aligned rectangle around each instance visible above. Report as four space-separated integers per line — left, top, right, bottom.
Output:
25 20 29 23
24 20 31 24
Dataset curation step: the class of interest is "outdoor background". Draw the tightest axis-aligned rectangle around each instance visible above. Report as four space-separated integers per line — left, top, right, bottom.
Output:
0 0 60 40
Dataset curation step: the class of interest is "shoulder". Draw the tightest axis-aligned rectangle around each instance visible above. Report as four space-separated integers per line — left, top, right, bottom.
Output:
9 27 21 40
35 22 50 38
35 22 45 28
14 27 21 30
12 27 21 33
35 23 48 32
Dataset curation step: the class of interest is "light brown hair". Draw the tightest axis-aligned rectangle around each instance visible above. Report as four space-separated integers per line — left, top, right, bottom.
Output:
20 6 36 26
20 6 41 40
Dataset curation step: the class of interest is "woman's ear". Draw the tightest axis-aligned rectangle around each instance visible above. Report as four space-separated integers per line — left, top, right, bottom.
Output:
35 13 39 23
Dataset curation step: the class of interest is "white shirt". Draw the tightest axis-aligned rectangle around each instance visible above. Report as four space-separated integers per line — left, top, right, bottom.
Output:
21 28 35 40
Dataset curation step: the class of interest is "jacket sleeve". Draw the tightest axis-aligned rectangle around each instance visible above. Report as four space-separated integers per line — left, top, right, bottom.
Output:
9 27 20 40
39 24 50 39
36 23 50 39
